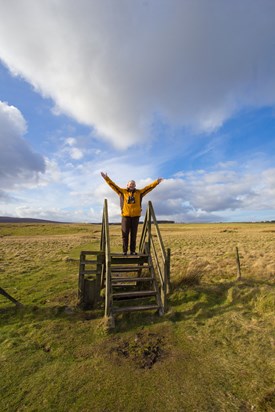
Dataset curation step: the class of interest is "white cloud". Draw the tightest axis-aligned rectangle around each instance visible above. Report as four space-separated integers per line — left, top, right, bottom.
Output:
70 148 83 160
0 0 274 148
65 137 77 147
1 155 274 222
0 101 46 198
0 100 26 135
148 164 275 221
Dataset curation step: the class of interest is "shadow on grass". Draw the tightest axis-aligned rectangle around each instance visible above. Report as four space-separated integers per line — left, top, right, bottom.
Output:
166 278 273 323
1 277 273 332
0 302 105 327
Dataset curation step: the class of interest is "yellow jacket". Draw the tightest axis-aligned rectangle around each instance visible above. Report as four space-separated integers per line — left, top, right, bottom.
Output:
104 176 160 217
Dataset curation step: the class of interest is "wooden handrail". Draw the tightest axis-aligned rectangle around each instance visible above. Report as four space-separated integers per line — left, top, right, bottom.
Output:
138 201 171 309
101 199 112 318
139 207 149 251
149 202 167 262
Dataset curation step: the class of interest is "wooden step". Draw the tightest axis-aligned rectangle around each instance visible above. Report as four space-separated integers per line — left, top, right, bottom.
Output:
80 259 98 264
111 276 153 283
112 304 159 313
110 253 148 257
111 265 151 272
110 255 149 264
80 251 104 256
112 290 156 299
79 269 99 275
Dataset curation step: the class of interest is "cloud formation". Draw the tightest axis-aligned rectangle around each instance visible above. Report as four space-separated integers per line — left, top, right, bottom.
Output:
0 101 46 197
0 0 274 148
1 147 274 222
148 165 275 222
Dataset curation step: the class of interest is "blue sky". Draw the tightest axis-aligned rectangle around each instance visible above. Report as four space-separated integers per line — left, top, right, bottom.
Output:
0 0 274 223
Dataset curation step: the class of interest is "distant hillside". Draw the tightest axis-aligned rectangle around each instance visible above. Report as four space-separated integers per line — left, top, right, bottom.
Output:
0 216 66 224
0 217 176 225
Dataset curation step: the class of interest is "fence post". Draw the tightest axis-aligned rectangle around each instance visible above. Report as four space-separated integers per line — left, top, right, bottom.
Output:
78 251 85 306
235 246 241 280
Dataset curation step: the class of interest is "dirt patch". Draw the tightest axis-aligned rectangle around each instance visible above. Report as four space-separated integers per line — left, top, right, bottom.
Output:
109 330 167 369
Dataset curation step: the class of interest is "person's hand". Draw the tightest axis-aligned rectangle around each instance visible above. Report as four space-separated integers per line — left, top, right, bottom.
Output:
157 178 164 184
101 172 107 179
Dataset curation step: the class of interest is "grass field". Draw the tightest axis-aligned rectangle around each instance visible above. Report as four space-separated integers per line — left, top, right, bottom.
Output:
0 222 274 412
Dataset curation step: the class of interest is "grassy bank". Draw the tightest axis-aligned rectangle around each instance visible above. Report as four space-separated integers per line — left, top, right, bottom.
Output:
0 223 274 411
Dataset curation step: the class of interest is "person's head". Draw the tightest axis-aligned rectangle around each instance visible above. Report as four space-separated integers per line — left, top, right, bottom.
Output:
127 180 136 191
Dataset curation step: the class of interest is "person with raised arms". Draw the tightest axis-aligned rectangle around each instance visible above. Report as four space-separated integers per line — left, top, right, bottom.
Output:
101 172 163 255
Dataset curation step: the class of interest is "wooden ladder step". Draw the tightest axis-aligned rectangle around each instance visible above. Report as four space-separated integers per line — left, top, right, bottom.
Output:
80 259 98 264
111 256 149 264
79 269 99 275
112 290 156 299
110 253 148 257
80 251 104 256
112 304 159 313
111 276 153 283
111 265 151 272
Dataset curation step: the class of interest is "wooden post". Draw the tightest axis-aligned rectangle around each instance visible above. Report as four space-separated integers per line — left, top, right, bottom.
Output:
166 248 171 293
78 252 85 305
235 246 241 280
0 287 23 307
147 207 151 255
83 278 97 309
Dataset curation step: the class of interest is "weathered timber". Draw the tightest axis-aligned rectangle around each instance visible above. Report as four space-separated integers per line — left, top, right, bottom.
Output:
78 251 103 308
112 290 157 299
112 304 159 313
111 276 153 283
0 287 23 307
111 265 151 272
235 246 242 280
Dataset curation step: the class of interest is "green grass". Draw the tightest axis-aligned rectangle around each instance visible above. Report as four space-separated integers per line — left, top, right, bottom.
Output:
0 223 274 412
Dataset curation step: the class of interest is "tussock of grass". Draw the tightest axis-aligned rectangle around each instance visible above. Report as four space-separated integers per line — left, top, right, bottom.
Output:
1 222 274 411
174 259 210 286
254 288 275 315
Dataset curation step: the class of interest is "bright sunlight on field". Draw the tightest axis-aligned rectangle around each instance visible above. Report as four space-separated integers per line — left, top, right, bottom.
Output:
0 222 274 412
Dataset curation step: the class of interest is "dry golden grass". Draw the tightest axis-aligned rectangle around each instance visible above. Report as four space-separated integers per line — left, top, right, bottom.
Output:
159 223 275 284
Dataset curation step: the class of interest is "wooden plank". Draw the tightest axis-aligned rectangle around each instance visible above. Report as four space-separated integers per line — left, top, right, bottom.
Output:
111 276 153 282
112 290 156 299
111 265 151 272
110 256 149 265
110 253 148 257
104 199 112 318
80 269 98 275
80 251 104 256
112 304 159 313
80 259 98 264
111 260 144 266
78 259 85 303
0 287 23 307
166 247 171 294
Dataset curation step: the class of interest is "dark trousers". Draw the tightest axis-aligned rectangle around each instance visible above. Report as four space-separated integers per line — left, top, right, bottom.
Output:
121 216 140 253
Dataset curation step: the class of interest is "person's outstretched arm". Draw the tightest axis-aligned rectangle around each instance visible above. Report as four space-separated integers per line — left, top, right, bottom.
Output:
140 177 164 197
101 172 123 196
